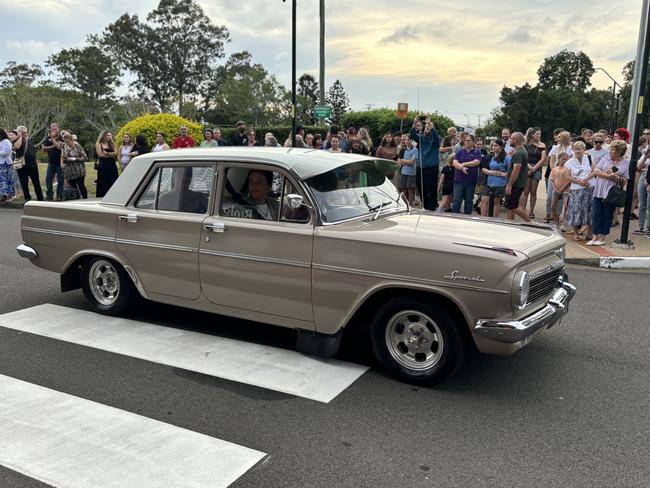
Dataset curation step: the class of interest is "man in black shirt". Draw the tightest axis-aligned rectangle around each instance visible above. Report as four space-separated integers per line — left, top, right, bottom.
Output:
14 126 43 201
231 121 248 146
42 123 64 200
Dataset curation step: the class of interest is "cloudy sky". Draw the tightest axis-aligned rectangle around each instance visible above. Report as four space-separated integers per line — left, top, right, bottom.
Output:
0 0 644 126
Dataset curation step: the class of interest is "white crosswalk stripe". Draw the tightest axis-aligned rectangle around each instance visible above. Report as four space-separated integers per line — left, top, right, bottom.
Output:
0 303 368 402
0 373 266 488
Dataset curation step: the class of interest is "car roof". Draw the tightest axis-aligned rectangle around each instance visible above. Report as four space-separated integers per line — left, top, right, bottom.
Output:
102 147 379 206
140 147 375 180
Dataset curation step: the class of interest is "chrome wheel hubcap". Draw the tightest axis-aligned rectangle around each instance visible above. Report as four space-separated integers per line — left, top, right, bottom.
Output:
385 310 444 371
89 260 120 306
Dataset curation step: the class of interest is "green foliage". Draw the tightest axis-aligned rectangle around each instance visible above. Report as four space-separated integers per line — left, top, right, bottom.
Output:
116 113 203 149
47 46 120 100
341 108 454 145
537 50 595 91
0 61 44 88
99 0 229 115
297 73 319 125
201 51 289 127
326 79 350 125
491 50 613 142
492 83 612 141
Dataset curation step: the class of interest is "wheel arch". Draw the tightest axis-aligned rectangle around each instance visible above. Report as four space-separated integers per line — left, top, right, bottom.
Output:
61 250 149 299
343 285 474 347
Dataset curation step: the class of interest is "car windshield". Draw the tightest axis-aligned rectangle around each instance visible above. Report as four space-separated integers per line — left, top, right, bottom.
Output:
305 159 407 223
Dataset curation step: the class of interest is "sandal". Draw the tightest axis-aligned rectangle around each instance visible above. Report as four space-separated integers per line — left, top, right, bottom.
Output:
573 235 583 241
529 212 535 219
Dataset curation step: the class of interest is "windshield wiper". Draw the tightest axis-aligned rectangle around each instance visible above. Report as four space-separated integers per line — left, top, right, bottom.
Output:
369 200 394 220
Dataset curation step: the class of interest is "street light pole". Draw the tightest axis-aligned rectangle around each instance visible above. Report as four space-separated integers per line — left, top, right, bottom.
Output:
319 0 325 127
291 0 297 148
619 0 650 246
595 67 623 133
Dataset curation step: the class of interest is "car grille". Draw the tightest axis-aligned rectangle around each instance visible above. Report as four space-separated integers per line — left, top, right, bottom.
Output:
528 267 563 304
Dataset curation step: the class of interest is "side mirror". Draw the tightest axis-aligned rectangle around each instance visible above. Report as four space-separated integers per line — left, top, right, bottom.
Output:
285 193 304 209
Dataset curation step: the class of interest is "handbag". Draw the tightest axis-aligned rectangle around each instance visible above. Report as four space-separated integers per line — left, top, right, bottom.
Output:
604 180 626 207
13 156 25 170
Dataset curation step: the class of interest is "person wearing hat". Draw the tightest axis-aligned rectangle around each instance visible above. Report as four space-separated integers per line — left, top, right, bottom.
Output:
232 121 248 146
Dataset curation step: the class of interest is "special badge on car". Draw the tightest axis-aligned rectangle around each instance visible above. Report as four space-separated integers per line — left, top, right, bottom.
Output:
444 270 485 283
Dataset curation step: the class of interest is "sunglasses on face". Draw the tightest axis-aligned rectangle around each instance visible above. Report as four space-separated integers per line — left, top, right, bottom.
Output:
594 140 604 144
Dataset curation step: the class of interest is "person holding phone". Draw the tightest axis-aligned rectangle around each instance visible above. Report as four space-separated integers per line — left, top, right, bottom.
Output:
409 115 441 210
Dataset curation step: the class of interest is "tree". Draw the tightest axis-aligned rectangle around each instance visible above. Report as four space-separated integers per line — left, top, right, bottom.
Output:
537 50 595 91
202 51 289 126
0 85 65 143
491 83 612 140
0 61 44 88
297 73 319 124
326 79 350 126
47 46 120 100
99 0 229 115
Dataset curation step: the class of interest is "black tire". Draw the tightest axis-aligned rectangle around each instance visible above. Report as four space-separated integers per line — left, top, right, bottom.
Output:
370 296 464 385
81 257 136 316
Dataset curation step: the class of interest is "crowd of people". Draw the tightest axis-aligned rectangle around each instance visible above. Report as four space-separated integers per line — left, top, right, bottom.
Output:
1 117 649 246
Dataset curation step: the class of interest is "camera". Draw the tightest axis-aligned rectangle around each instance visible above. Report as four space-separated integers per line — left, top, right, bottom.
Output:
418 115 426 122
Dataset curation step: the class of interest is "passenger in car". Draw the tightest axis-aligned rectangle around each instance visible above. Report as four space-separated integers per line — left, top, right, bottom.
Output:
231 169 279 220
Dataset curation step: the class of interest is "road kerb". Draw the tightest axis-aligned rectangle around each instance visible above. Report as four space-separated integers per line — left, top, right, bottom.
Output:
599 256 650 269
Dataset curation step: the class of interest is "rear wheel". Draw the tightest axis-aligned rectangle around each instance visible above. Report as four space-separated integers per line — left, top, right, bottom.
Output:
81 257 135 316
370 297 464 385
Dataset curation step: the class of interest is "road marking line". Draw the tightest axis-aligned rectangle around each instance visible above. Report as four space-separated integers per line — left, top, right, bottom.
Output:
0 304 368 403
0 374 265 488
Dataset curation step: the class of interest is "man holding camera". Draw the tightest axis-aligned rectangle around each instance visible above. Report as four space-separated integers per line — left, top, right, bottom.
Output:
409 115 441 211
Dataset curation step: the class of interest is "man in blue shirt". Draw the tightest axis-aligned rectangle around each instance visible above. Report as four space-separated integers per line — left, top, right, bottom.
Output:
410 117 441 210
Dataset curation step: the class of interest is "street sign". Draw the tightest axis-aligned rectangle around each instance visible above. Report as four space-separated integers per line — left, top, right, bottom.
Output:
396 102 408 119
314 105 332 119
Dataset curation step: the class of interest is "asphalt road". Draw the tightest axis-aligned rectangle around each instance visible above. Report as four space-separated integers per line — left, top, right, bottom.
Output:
1 208 648 488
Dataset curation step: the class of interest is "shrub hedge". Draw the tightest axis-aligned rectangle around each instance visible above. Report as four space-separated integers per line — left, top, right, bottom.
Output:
341 108 456 146
116 113 204 149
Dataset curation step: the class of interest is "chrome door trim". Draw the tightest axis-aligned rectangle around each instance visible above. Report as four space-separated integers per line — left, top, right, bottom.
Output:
21 227 115 243
115 238 197 253
199 248 311 268
312 263 508 294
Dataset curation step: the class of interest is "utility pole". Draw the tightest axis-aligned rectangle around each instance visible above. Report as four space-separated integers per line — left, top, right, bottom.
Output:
291 0 297 147
619 0 650 246
319 0 325 127
628 1 650 131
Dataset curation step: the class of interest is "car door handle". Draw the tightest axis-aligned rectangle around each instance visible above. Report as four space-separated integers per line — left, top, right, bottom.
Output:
203 222 226 233
118 213 138 223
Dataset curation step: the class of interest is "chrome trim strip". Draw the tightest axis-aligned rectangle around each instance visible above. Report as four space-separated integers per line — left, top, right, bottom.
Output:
453 242 518 257
474 281 576 343
16 243 38 259
123 264 151 300
199 249 311 268
312 263 508 294
22 227 114 243
115 238 196 253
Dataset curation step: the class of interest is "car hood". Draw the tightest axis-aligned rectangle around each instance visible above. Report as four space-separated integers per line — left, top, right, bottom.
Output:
334 210 564 259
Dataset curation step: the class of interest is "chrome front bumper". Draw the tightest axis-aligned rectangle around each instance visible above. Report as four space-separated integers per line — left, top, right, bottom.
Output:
16 244 38 260
474 279 576 344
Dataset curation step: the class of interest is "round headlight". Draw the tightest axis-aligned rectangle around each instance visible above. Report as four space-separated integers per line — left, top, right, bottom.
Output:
556 246 566 261
516 271 530 309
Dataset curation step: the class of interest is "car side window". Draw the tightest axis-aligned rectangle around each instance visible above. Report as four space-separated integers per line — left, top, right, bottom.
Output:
220 166 309 223
135 165 213 214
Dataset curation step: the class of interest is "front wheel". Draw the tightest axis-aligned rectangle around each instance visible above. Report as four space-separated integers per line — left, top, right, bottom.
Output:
81 257 135 316
370 297 464 385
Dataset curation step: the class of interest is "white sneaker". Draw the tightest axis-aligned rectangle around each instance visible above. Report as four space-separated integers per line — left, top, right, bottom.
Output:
593 240 605 246
585 240 596 246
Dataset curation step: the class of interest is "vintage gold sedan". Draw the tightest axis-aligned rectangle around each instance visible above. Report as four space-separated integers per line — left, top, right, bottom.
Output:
16 147 575 384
